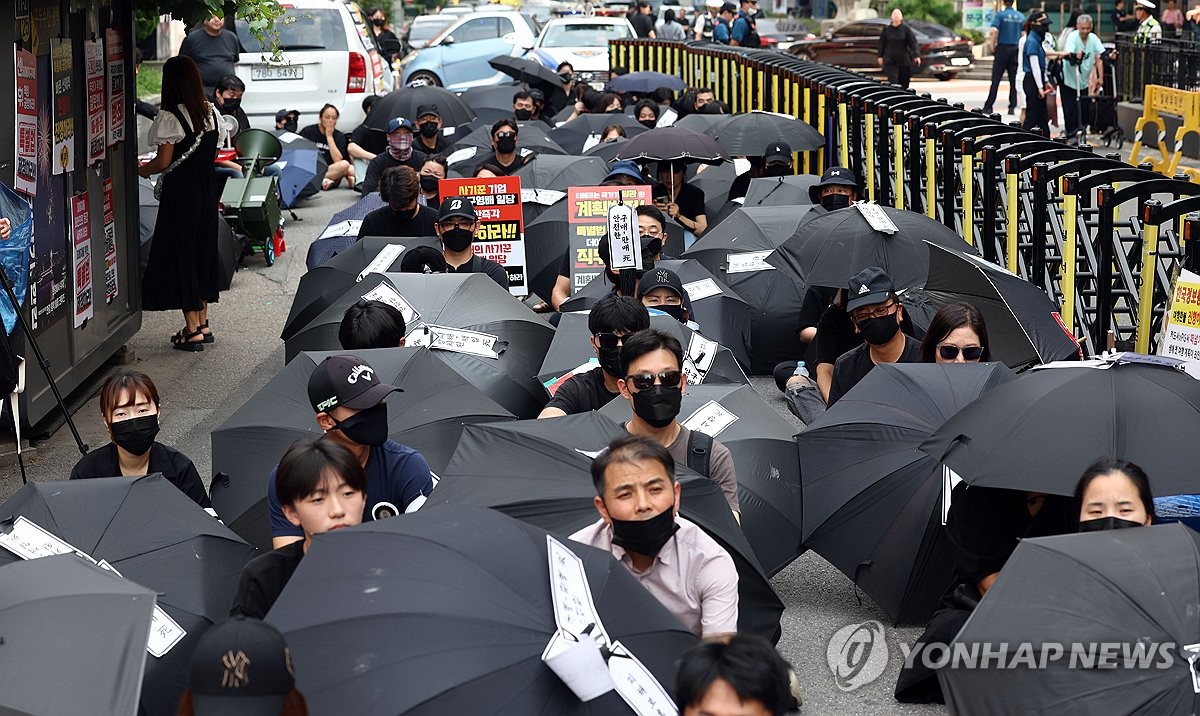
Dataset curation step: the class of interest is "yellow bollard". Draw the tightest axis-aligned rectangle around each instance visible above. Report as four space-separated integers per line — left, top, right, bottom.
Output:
865 112 876 203
925 136 936 220
962 151 974 246
838 100 849 169
1135 221 1160 353
801 83 811 174
1061 188 1078 334
817 92 826 172
1006 170 1019 274
893 122 904 209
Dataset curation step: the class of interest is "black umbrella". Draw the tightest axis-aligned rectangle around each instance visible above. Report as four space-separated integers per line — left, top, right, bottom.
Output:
705 110 824 154
766 204 976 290
600 384 805 577
0 475 258 716
672 114 728 133
798 362 1016 624
284 273 554 418
459 82 523 116
549 114 648 154
276 146 326 209
488 55 564 95
217 214 239 292
267 503 698 715
538 312 749 399
0 554 157 716
426 412 785 642
514 153 611 189
210 347 514 549
445 122 568 170
742 174 820 208
584 137 630 163
522 200 575 301
607 71 686 94
614 126 730 165
560 259 753 368
940 524 1200 714
684 206 821 374
688 162 738 219
365 85 476 129
921 357 1200 498
282 235 443 341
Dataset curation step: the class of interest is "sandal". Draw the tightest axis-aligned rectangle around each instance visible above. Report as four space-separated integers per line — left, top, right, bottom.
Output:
321 177 335 191
199 321 214 344
171 328 205 352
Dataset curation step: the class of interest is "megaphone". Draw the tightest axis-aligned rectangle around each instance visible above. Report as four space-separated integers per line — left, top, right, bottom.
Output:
235 128 284 174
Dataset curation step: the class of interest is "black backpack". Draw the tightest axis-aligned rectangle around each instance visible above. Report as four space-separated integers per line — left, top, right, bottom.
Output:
738 15 761 48
686 429 713 478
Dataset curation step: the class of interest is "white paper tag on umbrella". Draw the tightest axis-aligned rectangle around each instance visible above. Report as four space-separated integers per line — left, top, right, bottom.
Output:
147 605 187 658
318 220 361 240
1181 643 1200 693
446 145 478 165
581 133 602 153
940 466 964 526
856 202 898 234
608 641 678 716
726 250 776 274
97 559 123 577
0 516 90 561
357 244 406 282
360 282 420 324
277 131 304 144
546 535 608 642
406 324 502 359
683 278 722 302
607 203 641 271
682 400 739 438
683 334 718 385
522 188 566 206
543 630 615 701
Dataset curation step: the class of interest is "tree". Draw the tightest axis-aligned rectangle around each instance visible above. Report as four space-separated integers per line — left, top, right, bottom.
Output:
883 0 959 29
135 0 287 59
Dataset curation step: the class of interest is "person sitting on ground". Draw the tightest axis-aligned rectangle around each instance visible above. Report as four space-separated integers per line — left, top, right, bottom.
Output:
178 615 309 715
528 88 555 127
539 295 650 417
418 154 448 207
266 355 434 548
920 302 991 364
638 267 699 330
274 108 299 133
1075 456 1155 531
434 195 510 289
339 299 407 351
358 166 439 239
571 434 739 640
808 165 859 212
361 117 427 195
399 245 448 274
827 267 921 406
654 160 708 237
601 123 627 142
231 439 366 619
675 635 795 716
727 141 793 202
473 118 533 176
512 90 537 122
299 103 355 190
70 370 211 508
347 95 383 162
617 329 739 517
585 206 671 301
414 104 451 155
213 74 249 136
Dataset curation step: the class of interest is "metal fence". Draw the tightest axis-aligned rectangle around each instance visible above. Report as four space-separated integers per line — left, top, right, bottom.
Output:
1115 33 1200 101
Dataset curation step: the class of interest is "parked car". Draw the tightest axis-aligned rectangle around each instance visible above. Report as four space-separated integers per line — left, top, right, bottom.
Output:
234 0 388 130
398 10 541 90
529 17 635 88
403 14 456 55
788 18 974 80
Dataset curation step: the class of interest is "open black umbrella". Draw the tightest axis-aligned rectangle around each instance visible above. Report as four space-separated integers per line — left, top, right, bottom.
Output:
688 162 738 219
217 214 239 292
426 412 785 642
365 84 476 129
539 312 750 392
0 555 157 716
306 193 389 269
742 174 820 208
488 55 564 95
459 82 523 116
607 71 686 94
672 114 728 133
798 362 1016 625
283 236 443 341
514 153 611 189
921 356 1200 498
284 273 554 418
766 204 976 290
614 126 730 165
276 146 326 209
210 347 514 549
584 137 630 163
0 475 258 716
941 524 1200 714
600 384 805 577
683 206 821 374
705 110 824 154
268 504 697 715
549 114 648 154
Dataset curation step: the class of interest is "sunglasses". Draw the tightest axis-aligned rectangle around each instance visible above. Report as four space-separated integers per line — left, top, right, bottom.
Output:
625 370 683 391
938 345 984 361
593 332 625 351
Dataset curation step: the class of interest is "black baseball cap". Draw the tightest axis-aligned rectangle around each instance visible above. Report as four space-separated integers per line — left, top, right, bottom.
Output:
719 2 737 12
274 109 299 122
189 616 296 716
307 355 401 414
764 141 793 166
637 267 685 300
846 266 896 312
809 165 859 203
438 196 478 222
1028 8 1053 25
415 104 441 120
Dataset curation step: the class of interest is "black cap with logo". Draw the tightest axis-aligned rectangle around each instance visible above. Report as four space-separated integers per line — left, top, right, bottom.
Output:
845 266 896 312
637 267 685 300
438 196 478 222
809 165 860 203
307 355 402 414
189 615 296 716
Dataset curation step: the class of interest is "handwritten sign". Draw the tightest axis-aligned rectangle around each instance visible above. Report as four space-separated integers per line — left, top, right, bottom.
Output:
726 251 775 274
682 400 738 438
609 642 678 716
607 203 640 271
406 324 502 359
439 176 527 296
855 202 898 234
567 186 651 292
0 516 87 560
147 606 186 658
357 243 405 282
683 333 718 385
360 281 420 324
682 278 721 302
546 535 608 643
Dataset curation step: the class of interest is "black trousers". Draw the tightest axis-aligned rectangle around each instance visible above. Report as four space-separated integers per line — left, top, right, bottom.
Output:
883 59 912 89
983 44 1019 112
1022 73 1049 137
1060 83 1092 138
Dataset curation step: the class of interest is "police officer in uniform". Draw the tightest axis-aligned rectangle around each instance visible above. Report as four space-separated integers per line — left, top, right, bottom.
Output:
1134 0 1163 41
983 0 1025 116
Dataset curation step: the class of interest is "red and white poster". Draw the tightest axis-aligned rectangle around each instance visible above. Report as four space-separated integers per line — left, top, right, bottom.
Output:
84 40 105 165
104 29 124 146
438 176 527 297
566 185 652 292
102 178 117 304
51 37 73 175
71 192 93 327
14 45 37 196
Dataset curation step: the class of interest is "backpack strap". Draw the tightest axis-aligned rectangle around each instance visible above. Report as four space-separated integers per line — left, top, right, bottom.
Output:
686 429 713 478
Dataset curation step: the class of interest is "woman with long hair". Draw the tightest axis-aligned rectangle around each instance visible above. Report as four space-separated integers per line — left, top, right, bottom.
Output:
138 56 224 352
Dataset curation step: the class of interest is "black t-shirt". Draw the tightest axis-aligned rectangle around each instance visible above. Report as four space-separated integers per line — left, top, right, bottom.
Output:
814 304 862 367
229 540 305 619
654 181 706 222
827 334 921 406
351 123 388 156
449 254 511 289
69 442 212 509
475 152 533 176
631 12 656 37
299 124 351 166
946 485 1073 585
358 204 439 239
362 150 429 195
415 132 452 155
545 366 621 414
797 286 837 333
179 28 242 88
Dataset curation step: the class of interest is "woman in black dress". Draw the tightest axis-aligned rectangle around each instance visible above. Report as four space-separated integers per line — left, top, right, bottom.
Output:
138 56 224 351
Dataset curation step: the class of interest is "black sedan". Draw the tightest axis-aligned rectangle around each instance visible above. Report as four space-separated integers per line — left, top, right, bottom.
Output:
788 18 975 80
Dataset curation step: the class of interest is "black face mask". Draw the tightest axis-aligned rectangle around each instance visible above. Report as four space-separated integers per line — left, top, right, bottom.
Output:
1078 516 1145 532
441 227 474 252
219 97 240 114
598 345 623 378
631 385 682 428
371 17 386 27
419 174 440 193
655 303 687 322
560 72 573 83
111 414 160 456
418 121 440 139
821 193 852 210
513 109 533 121
639 118 658 129
762 165 790 177
282 119 298 133
496 136 517 153
858 314 901 346
330 402 389 447
610 506 680 557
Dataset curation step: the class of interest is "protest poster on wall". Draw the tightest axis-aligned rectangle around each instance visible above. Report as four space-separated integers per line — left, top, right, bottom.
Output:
102 178 117 304
84 39 104 165
70 192 93 327
438 176 527 297
30 50 67 334
566 186 651 293
1158 268 1200 360
14 46 37 196
104 28 124 146
50 37 73 175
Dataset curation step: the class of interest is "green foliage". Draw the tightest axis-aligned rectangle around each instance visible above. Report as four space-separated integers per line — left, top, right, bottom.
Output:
956 26 984 43
883 0 959 30
136 62 163 97
134 0 289 60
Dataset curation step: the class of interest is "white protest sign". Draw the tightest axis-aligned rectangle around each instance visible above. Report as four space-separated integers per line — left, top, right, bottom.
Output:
682 400 739 438
357 244 406 282
609 642 678 716
542 630 615 701
855 202 899 234
147 606 187 658
726 251 776 274
406 324 502 359
522 188 567 206
682 278 722 302
1158 268 1200 362
446 145 478 165
0 516 89 561
546 535 609 643
607 203 641 271
360 282 421 324
317 219 361 240
683 333 719 385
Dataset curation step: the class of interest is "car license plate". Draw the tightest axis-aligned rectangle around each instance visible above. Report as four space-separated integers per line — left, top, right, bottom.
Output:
951 57 970 66
252 64 303 81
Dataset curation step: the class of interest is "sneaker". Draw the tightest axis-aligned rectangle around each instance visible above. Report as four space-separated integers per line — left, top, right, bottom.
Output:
789 668 804 711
